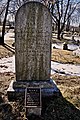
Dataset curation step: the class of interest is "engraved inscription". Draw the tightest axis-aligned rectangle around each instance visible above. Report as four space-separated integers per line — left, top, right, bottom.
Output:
26 87 41 107
15 2 52 80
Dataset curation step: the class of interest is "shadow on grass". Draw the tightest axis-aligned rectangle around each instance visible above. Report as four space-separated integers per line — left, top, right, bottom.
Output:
42 95 80 120
3 43 15 54
28 95 80 120
0 93 80 120
0 94 18 120
1 43 15 54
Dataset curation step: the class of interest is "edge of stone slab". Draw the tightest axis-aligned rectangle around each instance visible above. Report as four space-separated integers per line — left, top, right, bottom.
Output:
7 79 61 101
13 79 57 88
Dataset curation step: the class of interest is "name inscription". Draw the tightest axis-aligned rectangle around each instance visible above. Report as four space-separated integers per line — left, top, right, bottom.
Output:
25 87 41 107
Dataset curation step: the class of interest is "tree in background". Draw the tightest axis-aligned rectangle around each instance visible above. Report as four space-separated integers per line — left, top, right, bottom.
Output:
48 0 80 39
1 0 11 45
0 0 24 45
0 0 80 44
0 0 11 45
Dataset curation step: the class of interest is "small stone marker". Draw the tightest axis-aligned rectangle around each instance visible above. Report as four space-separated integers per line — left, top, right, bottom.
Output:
25 87 41 107
72 35 75 41
63 42 68 50
25 87 41 116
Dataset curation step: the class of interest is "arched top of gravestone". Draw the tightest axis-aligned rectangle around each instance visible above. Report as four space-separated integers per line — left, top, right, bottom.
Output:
15 1 52 80
15 1 52 21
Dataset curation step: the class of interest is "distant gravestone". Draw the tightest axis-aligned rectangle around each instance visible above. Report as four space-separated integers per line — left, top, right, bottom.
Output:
15 1 52 81
63 42 68 50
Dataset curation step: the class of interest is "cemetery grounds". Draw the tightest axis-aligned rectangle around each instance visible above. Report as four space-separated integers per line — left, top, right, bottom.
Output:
0 36 80 119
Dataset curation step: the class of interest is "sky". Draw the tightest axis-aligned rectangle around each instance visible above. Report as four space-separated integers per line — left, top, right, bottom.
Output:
0 0 80 26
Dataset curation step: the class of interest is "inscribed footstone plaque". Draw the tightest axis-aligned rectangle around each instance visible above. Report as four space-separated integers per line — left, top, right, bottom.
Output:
25 87 41 107
15 2 52 80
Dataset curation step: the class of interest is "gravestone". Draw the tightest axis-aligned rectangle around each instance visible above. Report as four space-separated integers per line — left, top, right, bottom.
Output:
63 42 68 50
15 1 52 81
7 1 60 116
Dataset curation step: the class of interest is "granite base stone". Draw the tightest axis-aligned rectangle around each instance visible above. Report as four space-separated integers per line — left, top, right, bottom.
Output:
7 79 60 101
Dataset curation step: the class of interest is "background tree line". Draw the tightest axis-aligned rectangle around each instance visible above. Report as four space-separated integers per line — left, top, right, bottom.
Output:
0 0 80 45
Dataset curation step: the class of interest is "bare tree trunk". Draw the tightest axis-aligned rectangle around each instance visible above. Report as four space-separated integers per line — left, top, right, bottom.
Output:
1 0 10 45
57 21 61 39
66 20 70 31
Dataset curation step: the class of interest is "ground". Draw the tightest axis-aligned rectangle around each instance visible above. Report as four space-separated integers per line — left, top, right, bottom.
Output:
52 48 80 64
0 39 80 120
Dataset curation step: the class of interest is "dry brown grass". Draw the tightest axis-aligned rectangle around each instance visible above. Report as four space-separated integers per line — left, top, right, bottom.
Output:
51 48 80 64
52 74 80 110
0 40 14 58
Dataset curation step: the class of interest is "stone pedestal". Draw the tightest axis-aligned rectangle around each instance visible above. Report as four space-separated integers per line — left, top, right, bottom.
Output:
7 79 60 101
7 79 60 116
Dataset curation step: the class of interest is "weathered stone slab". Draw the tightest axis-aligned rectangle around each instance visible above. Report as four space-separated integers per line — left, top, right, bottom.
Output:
15 1 52 81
